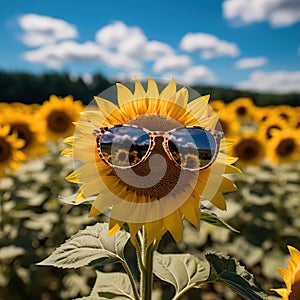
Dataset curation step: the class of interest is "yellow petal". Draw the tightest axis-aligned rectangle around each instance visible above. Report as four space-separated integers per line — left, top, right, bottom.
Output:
83 110 106 126
88 205 102 217
117 83 134 106
128 223 143 245
180 196 201 230
73 163 99 183
270 288 291 298
108 219 124 236
65 171 78 183
74 188 87 204
107 224 121 236
74 121 95 134
224 164 242 174
92 194 114 214
63 136 74 145
145 220 166 246
133 76 146 100
219 177 238 192
199 115 219 129
175 87 188 108
147 76 159 98
163 210 183 243
94 96 119 114
81 177 105 196
210 192 227 210
186 95 210 120
160 77 176 101
61 147 73 157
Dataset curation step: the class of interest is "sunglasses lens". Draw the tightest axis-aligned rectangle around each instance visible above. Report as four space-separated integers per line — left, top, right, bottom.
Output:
169 128 216 169
100 126 150 167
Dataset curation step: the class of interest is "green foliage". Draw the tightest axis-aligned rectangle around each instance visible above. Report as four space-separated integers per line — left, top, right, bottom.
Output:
0 143 98 299
37 223 129 269
206 253 269 300
1 70 299 106
0 71 111 105
76 271 136 300
200 206 239 233
153 252 209 298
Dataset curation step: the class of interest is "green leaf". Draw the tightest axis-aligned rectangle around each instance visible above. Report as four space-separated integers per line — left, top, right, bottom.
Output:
153 252 209 295
206 253 269 300
75 271 135 300
37 223 129 269
200 207 239 233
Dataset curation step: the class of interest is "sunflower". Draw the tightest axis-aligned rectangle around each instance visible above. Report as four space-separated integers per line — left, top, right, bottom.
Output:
258 117 288 140
270 105 295 122
209 100 225 114
38 95 84 141
63 77 240 245
0 124 25 177
271 245 300 300
252 106 271 124
1 111 47 158
226 97 255 121
266 129 300 164
289 110 300 130
218 111 241 138
230 132 265 167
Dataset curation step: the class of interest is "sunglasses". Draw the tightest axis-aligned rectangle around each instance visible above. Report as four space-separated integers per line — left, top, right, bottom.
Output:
93 124 224 171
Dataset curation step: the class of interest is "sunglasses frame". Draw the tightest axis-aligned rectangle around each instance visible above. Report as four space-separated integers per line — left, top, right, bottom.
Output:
93 124 224 171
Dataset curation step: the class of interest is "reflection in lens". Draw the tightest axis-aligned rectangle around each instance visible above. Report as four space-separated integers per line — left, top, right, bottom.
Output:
169 128 216 169
100 126 150 167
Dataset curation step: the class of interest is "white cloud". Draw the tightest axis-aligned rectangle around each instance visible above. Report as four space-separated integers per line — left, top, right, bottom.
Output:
180 32 240 59
18 14 78 46
176 66 217 86
223 0 300 27
95 21 174 60
95 21 137 47
235 70 300 93
235 56 268 69
23 40 141 70
153 55 191 73
143 41 174 60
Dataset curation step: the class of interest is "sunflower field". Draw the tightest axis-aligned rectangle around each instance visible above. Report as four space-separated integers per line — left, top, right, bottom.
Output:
0 93 299 300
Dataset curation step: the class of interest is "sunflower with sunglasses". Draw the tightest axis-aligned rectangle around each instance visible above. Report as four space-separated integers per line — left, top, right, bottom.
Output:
63 76 239 246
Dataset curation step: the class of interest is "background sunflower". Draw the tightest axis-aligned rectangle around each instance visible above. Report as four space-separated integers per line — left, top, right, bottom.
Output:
38 95 84 141
0 110 47 158
0 124 25 177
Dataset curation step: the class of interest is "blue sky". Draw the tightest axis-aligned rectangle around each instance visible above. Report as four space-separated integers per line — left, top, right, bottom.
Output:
1 0 300 93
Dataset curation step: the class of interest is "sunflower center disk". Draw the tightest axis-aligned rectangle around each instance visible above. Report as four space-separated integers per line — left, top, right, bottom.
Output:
47 110 71 132
113 136 182 200
276 138 295 157
290 270 300 300
11 124 33 150
0 138 12 162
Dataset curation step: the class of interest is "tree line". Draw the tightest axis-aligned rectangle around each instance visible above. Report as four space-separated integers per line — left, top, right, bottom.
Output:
0 70 299 106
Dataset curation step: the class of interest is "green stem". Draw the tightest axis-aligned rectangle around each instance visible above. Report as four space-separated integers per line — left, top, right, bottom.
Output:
120 259 140 300
138 227 155 300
